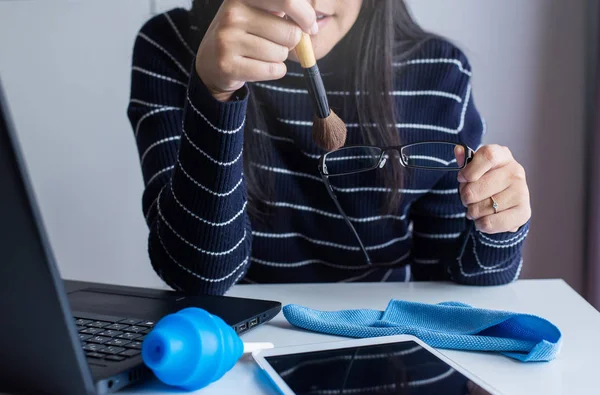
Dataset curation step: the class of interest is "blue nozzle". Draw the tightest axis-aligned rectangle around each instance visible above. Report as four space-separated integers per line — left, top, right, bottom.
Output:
141 307 244 391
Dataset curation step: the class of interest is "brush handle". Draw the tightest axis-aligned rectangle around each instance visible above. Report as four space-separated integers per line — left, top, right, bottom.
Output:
294 33 330 119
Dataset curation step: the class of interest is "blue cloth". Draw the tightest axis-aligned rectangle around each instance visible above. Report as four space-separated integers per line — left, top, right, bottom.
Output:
283 300 561 362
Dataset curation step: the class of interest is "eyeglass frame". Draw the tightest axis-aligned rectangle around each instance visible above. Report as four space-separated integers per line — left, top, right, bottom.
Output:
317 141 475 266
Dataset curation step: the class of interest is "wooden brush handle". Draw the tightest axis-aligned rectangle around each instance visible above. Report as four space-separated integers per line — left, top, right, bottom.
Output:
295 33 316 69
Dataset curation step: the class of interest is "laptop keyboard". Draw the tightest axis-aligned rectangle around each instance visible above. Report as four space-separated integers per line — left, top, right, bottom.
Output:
74 316 155 363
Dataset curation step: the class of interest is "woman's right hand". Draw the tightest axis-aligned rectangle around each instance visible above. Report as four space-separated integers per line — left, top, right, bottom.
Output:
195 0 318 102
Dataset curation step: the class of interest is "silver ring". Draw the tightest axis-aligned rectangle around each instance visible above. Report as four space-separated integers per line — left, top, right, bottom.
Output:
491 196 499 214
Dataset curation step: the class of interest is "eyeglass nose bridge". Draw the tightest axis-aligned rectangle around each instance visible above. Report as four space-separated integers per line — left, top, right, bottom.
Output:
378 148 407 168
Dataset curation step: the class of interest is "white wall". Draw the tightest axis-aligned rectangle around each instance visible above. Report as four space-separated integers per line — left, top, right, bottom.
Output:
0 0 589 292
0 0 166 289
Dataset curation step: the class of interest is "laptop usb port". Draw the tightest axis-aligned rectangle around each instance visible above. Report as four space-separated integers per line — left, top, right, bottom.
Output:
238 323 248 332
249 318 259 328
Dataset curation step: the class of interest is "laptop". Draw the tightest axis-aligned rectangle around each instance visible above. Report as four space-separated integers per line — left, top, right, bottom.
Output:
0 79 281 395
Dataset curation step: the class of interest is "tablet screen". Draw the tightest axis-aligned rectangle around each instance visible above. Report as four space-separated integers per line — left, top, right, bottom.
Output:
264 340 492 394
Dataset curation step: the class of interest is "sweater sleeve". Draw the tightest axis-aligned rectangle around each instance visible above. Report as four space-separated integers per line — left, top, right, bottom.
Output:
127 16 252 295
408 42 528 285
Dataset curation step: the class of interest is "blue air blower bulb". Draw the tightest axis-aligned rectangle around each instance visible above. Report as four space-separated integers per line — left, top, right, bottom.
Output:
141 307 244 391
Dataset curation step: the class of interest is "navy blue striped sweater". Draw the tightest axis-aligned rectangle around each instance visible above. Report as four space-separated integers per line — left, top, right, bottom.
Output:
127 9 529 295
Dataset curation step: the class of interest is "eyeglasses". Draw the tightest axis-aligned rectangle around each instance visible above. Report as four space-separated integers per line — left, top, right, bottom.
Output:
317 141 474 266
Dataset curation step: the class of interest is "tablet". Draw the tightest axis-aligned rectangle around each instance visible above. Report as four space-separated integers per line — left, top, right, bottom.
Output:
253 335 500 395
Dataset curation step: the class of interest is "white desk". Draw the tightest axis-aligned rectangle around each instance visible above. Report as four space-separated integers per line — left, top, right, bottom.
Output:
122 280 600 395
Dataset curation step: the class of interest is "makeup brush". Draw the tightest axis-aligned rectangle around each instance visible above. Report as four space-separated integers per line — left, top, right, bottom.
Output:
294 33 347 151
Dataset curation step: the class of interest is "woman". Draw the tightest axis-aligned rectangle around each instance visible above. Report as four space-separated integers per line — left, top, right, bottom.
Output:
127 0 531 295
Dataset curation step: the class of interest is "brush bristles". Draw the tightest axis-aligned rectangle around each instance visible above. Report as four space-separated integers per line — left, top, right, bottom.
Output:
312 110 347 151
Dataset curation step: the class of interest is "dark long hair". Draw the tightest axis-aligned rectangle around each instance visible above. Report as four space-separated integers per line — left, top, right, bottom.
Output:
189 1 434 218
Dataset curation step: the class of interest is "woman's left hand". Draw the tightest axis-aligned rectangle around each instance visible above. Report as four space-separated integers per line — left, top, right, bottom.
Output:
455 144 531 234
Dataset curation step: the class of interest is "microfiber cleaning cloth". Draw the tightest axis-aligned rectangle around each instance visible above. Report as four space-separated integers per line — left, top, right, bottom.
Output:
282 300 561 362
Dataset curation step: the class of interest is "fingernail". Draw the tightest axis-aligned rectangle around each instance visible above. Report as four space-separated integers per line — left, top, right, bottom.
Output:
457 173 466 183
310 21 319 35
466 214 473 220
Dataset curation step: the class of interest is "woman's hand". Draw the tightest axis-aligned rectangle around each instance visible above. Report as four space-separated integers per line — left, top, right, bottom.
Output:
195 0 318 102
455 145 531 234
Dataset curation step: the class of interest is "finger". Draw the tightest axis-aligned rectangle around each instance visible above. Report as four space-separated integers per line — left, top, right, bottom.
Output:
238 33 290 63
246 10 303 49
232 56 287 82
460 165 515 206
243 0 317 34
474 206 530 234
454 145 466 168
466 183 522 220
458 145 513 183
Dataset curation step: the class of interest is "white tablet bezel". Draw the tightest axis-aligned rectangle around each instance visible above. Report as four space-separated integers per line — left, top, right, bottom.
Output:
252 335 502 395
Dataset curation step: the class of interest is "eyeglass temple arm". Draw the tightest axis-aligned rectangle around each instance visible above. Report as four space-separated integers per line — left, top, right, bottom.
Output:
321 175 372 266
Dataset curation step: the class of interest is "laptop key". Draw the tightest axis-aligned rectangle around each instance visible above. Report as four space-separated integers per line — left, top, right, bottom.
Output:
106 338 131 347
125 341 143 350
123 326 145 333
136 335 146 342
106 323 130 331
98 330 123 337
140 328 152 334
117 332 141 340
104 355 126 362
100 346 126 355
120 349 141 357
80 327 103 335
86 321 111 328
79 334 93 342
88 336 111 344
75 318 93 326
83 343 104 352
86 352 105 359
118 318 142 325
137 321 156 327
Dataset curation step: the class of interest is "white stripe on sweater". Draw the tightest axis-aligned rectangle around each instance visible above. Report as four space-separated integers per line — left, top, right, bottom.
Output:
471 234 508 270
170 182 247 227
144 185 166 222
263 201 406 223
477 227 528 244
157 195 247 256
394 58 472 77
512 258 524 282
146 166 174 186
408 155 457 166
414 231 462 239
135 107 182 137
252 128 294 143
254 83 462 102
132 66 188 87
251 163 458 195
252 232 411 251
164 13 195 56
186 96 245 134
177 158 243 197
131 99 181 109
413 258 440 265
477 229 529 248
141 136 180 164
276 83 472 135
252 250 410 270
250 163 323 182
138 32 190 77
157 219 248 283
182 126 243 166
